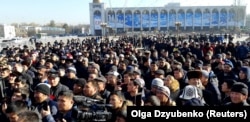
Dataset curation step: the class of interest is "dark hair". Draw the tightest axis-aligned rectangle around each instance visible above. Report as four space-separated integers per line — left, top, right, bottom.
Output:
203 63 211 67
1 68 10 73
86 80 99 90
119 60 128 66
17 110 41 122
144 95 161 106
5 100 27 114
13 88 30 100
21 58 32 67
15 76 27 84
58 90 74 100
116 110 127 120
123 71 134 76
110 91 125 101
131 79 143 93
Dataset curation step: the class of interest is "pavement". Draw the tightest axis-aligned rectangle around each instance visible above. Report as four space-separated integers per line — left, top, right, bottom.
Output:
0 35 249 50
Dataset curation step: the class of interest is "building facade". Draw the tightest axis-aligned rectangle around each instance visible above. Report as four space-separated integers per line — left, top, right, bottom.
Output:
0 24 16 39
28 26 65 37
89 0 247 36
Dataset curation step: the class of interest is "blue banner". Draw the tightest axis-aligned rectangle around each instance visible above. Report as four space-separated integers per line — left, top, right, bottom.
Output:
125 14 132 27
134 13 141 28
203 12 210 26
228 12 244 26
177 13 185 27
220 12 227 26
169 13 176 27
116 13 124 28
142 14 150 27
151 13 158 27
160 13 167 27
108 13 115 28
211 12 219 26
186 12 193 27
228 12 235 26
194 12 202 26
93 14 101 30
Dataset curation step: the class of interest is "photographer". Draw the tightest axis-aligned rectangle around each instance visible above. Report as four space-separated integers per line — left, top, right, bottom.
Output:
73 78 86 95
54 91 75 122
109 91 133 122
83 80 103 100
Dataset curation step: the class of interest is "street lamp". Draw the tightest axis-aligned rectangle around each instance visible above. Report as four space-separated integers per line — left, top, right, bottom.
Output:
175 21 182 42
106 26 111 36
140 27 143 48
154 28 158 35
112 28 116 36
100 22 107 36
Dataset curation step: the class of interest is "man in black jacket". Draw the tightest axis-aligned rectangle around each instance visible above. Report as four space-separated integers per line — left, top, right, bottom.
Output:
47 71 69 101
225 82 249 106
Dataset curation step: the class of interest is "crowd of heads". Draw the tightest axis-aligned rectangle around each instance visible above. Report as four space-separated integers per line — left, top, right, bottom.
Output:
0 33 250 122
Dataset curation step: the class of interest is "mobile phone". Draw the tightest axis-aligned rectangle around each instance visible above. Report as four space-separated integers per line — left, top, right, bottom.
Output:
135 93 142 106
42 101 48 111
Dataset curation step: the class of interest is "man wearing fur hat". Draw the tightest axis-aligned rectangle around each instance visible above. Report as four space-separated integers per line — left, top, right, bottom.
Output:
176 70 205 106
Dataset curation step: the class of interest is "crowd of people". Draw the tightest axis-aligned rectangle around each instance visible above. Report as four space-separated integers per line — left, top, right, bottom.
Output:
0 33 249 122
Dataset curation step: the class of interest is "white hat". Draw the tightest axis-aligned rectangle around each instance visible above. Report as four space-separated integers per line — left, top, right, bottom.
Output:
119 54 124 58
179 85 200 100
151 78 164 88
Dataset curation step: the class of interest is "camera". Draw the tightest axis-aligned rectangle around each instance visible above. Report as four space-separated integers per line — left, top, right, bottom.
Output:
71 96 113 122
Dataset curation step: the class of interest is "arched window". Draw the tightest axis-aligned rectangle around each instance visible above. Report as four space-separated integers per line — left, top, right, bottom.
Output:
203 9 210 26
93 10 102 30
194 9 202 26
212 9 219 26
169 9 176 27
160 10 168 27
186 9 193 27
125 10 132 28
116 10 124 28
142 10 150 28
151 10 158 28
133 10 141 28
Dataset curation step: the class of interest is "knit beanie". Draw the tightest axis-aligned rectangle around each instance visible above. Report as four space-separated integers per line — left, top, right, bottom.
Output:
35 83 51 96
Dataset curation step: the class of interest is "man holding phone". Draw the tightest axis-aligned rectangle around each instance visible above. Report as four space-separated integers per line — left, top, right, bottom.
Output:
33 83 58 121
